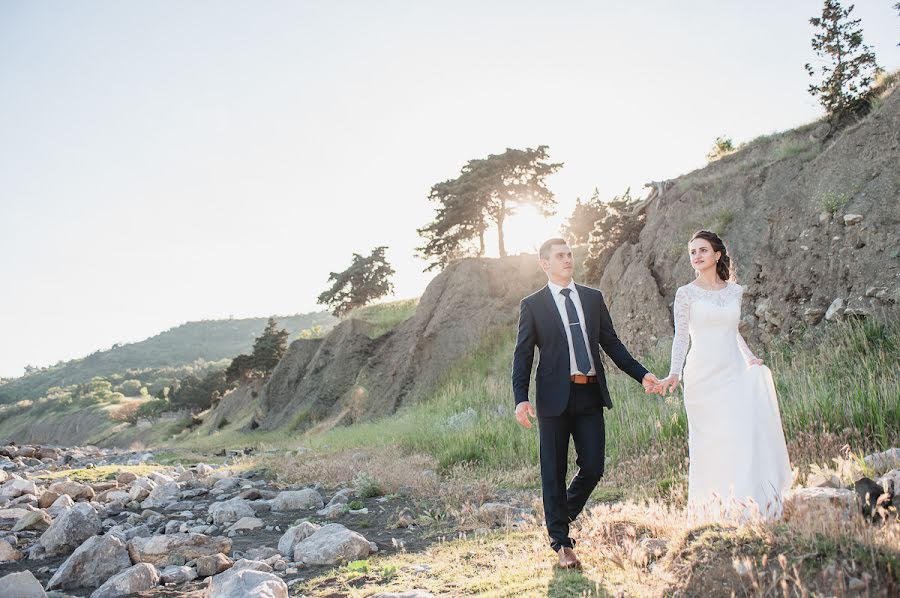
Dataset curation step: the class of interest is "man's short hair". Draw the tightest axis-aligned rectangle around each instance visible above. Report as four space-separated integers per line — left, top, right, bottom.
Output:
539 238 569 260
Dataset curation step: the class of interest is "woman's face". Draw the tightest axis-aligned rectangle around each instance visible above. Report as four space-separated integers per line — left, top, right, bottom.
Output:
688 238 721 276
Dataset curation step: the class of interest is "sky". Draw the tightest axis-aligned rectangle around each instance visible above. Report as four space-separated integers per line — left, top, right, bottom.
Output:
1 1 898 379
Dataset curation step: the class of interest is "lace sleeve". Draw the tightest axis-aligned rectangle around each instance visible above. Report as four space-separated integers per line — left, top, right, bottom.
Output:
669 286 690 377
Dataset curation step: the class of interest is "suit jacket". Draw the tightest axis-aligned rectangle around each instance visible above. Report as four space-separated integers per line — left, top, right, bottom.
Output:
512 282 648 416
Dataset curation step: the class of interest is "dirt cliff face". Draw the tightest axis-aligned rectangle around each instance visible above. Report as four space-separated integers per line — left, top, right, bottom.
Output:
249 255 547 430
598 82 899 354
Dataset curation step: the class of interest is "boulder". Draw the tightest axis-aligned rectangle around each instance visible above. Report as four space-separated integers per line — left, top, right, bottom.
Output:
159 565 198 584
208 497 255 525
90 562 159 598
206 568 287 598
0 570 47 598
292 523 372 565
141 481 181 508
127 533 232 566
39 502 102 555
271 489 324 511
784 487 857 521
277 521 320 557
48 479 95 501
228 516 264 532
47 534 131 590
0 538 23 561
196 552 233 577
12 509 52 531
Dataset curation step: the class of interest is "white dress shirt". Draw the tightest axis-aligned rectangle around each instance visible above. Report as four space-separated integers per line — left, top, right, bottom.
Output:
547 279 596 376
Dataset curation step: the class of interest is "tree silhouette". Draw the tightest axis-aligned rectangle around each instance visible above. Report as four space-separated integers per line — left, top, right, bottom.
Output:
317 246 395 317
562 188 607 245
417 146 562 270
582 189 645 284
804 1 880 116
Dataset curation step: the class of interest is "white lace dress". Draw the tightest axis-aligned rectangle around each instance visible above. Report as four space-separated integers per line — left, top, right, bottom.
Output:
669 281 792 523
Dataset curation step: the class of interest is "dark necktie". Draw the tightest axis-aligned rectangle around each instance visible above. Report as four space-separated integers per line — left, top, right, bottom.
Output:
560 288 591 375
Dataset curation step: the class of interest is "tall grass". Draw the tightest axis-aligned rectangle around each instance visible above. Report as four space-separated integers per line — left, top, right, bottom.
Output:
286 318 898 496
348 298 420 338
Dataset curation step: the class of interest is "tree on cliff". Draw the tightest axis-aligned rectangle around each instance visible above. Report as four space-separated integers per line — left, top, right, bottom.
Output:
562 188 607 245
317 246 395 317
417 146 562 270
224 317 290 384
804 0 880 116
582 189 644 284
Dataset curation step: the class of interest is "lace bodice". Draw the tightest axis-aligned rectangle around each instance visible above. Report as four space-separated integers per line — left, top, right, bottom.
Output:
668 281 757 377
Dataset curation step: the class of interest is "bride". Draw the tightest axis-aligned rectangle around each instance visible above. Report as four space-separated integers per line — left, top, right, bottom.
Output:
657 230 792 523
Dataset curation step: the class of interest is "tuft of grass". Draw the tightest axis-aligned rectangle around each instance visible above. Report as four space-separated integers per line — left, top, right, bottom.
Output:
820 189 850 214
35 464 162 483
348 298 419 339
771 137 819 162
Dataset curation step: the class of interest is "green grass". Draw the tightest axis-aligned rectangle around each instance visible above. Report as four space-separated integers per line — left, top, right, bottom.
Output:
348 298 419 338
35 464 162 483
771 137 819 162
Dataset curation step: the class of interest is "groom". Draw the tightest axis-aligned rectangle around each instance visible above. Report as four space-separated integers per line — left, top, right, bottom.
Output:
512 238 660 569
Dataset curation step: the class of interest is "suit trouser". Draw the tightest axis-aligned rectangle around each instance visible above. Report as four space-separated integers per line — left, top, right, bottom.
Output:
537 382 606 552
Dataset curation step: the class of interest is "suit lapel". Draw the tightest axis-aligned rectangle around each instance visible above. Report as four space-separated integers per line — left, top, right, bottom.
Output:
541 285 567 340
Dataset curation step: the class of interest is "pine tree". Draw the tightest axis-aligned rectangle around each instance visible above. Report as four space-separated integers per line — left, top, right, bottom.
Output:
250 317 289 374
317 247 396 317
804 1 880 116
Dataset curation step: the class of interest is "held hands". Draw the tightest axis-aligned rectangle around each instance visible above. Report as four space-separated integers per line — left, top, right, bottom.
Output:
643 372 679 395
515 401 536 429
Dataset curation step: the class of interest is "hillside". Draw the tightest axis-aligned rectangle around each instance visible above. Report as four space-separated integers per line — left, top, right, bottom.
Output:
0 311 336 404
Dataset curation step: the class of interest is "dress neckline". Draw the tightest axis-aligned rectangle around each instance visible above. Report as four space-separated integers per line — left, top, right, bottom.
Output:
689 281 730 293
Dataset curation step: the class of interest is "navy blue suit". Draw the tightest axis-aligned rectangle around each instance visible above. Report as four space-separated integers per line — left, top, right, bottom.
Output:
511 282 648 551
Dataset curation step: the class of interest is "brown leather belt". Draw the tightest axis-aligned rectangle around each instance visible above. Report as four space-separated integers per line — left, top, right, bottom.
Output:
570 374 597 384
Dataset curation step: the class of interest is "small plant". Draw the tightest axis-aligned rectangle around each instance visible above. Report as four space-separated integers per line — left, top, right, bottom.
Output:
820 190 849 214
348 500 365 510
346 559 369 573
381 564 398 580
706 135 735 162
354 472 384 498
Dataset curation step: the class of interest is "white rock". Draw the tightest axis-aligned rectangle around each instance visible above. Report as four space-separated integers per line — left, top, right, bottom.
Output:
208 497 255 525
47 534 131 590
90 562 159 598
784 487 857 521
824 298 845 322
207 568 287 598
159 565 198 584
843 214 863 225
141 481 181 508
292 523 372 565
0 538 23 561
0 570 47 597
39 502 102 555
228 516 264 532
277 521 320 557
127 533 232 566
272 488 324 511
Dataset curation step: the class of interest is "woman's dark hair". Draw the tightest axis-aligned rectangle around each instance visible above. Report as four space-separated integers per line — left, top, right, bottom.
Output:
690 230 735 282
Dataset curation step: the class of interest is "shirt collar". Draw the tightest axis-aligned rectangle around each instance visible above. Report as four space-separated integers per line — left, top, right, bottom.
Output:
547 278 577 297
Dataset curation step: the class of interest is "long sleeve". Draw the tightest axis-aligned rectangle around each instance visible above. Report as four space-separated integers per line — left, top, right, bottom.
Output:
668 286 690 377
736 332 757 362
511 299 537 406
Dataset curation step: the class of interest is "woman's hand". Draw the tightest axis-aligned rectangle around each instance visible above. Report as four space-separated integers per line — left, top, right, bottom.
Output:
658 374 680 395
748 358 763 366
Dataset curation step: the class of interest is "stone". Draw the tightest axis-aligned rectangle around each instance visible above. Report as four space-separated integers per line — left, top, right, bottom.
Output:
127 533 232 566
865 286 888 299
141 481 181 508
316 503 347 519
0 570 47 597
38 490 61 508
47 534 131 590
159 564 198 584
116 471 137 485
277 521 320 557
3 478 38 497
207 568 287 598
49 479 95 501
805 471 842 489
824 298 845 322
209 497 255 525
843 214 863 225
844 307 872 319
801 307 826 325
39 502 102 555
864 448 900 471
90 562 159 598
477 502 527 526
244 546 280 561
12 509 52 531
0 538 23 561
228 516 264 532
196 552 234 577
272 488 324 511
784 487 857 521
292 523 372 565
128 478 156 502
195 463 215 477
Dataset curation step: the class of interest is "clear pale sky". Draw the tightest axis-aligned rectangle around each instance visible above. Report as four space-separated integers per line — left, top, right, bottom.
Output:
1 1 898 378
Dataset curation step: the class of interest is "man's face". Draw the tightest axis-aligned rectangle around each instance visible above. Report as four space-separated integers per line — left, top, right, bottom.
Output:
540 243 574 279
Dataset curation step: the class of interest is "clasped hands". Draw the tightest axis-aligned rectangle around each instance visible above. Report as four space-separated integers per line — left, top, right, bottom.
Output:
642 358 764 396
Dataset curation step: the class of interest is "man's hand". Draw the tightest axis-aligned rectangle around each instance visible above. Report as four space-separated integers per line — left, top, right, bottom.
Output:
515 402 536 429
642 372 662 394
